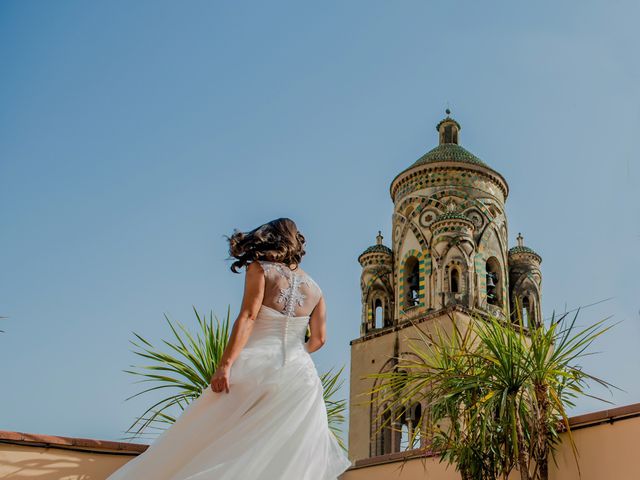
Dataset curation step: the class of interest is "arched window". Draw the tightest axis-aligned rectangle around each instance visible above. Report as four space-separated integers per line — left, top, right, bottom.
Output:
443 125 458 144
380 407 392 454
523 295 536 328
399 403 422 450
522 296 532 328
450 268 460 293
485 257 502 306
400 422 410 451
405 257 420 308
410 403 422 449
374 298 383 329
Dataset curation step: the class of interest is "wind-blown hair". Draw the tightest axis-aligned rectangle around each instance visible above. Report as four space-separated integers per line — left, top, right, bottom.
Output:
226 217 306 273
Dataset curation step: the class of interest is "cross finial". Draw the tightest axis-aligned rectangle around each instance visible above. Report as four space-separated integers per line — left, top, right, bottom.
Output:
376 230 383 245
517 232 524 247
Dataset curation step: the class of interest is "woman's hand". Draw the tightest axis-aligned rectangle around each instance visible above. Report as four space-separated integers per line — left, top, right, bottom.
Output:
210 365 231 393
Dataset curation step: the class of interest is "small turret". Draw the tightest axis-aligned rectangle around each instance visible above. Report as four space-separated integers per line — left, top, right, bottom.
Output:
508 233 543 328
436 108 461 145
358 231 394 335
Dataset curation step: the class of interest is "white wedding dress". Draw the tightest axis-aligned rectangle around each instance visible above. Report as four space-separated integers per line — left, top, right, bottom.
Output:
106 260 352 480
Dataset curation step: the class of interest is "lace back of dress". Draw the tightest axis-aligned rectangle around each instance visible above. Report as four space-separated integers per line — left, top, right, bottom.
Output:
255 260 322 317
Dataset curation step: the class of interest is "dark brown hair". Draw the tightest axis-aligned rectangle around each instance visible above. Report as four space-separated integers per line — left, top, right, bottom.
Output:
225 217 306 273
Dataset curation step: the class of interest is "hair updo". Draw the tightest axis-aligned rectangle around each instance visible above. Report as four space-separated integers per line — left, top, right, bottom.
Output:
225 217 306 273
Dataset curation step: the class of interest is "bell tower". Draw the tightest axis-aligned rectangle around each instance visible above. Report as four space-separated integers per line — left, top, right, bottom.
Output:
389 109 511 320
348 110 543 462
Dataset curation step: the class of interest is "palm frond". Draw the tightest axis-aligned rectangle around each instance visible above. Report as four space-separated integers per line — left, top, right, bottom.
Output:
123 307 232 438
320 365 349 451
361 308 615 480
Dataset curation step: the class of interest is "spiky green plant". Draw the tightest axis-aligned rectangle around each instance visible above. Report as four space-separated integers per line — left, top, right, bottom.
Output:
123 306 231 439
321 365 348 451
123 306 348 451
364 307 616 480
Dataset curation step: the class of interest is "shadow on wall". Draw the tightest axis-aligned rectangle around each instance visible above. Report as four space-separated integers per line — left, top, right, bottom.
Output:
0 446 136 479
1 451 92 479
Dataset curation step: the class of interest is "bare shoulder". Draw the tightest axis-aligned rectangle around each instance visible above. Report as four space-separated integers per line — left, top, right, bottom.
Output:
245 260 264 275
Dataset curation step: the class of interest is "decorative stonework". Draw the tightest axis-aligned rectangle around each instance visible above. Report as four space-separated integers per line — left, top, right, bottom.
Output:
352 111 544 461
390 166 509 205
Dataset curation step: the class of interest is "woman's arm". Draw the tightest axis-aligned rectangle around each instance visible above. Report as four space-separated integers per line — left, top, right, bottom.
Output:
305 295 327 354
210 261 265 393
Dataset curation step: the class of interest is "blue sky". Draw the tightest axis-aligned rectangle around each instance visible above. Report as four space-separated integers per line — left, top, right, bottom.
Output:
1 1 638 443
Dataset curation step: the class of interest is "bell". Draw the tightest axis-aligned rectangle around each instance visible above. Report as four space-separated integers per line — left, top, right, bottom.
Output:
407 289 420 306
486 272 496 288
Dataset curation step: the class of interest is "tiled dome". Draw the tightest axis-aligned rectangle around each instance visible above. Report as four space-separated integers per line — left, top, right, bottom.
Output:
358 231 392 265
509 245 539 255
412 143 488 168
509 233 542 262
360 244 392 256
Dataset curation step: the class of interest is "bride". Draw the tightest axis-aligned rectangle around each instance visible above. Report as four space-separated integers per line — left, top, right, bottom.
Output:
106 217 352 479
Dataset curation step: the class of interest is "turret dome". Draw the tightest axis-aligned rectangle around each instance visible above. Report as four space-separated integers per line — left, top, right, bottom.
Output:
509 233 542 263
358 231 392 265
